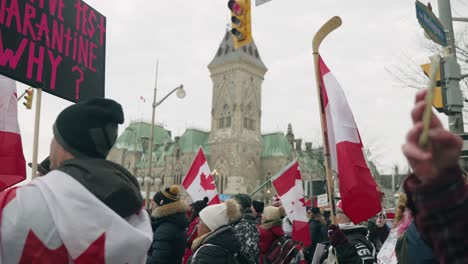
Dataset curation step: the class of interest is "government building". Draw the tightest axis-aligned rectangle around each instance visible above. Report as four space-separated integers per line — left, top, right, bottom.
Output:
108 31 337 202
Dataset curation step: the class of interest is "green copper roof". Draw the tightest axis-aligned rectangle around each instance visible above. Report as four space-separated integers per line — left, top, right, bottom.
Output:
114 122 172 152
179 129 210 154
261 133 292 158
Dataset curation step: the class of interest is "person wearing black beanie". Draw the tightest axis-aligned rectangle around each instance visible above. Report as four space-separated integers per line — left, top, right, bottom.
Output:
0 98 153 262
252 200 265 225
183 197 209 264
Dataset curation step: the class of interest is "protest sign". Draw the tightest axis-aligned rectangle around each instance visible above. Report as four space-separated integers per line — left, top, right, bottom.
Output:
0 0 106 102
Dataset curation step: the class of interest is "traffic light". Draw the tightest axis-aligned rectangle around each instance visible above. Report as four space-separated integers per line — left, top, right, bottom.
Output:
228 0 252 49
421 61 445 113
23 88 34 109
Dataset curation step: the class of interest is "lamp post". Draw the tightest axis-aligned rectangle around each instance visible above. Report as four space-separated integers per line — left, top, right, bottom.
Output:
145 62 186 208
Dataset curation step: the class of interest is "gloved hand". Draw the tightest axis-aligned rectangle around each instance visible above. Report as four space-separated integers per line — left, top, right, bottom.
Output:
328 224 347 246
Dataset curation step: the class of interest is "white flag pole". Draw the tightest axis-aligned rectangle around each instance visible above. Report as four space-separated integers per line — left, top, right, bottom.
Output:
31 88 42 179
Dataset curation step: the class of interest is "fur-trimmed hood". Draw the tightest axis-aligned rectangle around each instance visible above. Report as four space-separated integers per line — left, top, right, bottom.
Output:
152 200 188 218
151 200 188 231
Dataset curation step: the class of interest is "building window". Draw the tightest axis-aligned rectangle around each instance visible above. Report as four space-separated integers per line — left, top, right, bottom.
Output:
217 48 223 56
226 114 231 128
249 118 254 130
219 115 225 128
225 46 230 54
243 117 248 128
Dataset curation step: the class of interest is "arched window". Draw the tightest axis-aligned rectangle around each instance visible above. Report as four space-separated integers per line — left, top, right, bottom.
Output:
225 46 230 54
226 113 231 128
217 48 223 56
243 117 248 128
219 115 225 128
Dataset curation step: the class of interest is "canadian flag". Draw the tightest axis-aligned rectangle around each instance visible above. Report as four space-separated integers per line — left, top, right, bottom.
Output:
318 56 381 224
272 161 310 247
182 148 220 205
0 170 152 263
0 75 26 191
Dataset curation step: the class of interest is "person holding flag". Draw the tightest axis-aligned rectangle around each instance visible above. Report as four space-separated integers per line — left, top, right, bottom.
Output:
320 201 377 263
0 98 152 263
401 89 468 263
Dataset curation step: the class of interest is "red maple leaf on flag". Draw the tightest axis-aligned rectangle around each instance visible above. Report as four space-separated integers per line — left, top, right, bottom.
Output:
200 173 216 191
19 230 68 263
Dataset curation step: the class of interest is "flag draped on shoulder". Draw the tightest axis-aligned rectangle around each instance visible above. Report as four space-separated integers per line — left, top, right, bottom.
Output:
272 161 311 247
182 148 220 205
0 171 152 263
0 75 26 191
318 55 381 224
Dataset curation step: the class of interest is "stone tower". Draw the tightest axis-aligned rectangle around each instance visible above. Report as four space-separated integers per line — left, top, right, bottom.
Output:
207 32 267 194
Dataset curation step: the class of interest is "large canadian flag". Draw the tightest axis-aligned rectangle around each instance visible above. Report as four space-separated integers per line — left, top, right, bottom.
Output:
318 56 381 224
182 148 220 205
272 161 310 247
0 170 153 263
0 75 26 191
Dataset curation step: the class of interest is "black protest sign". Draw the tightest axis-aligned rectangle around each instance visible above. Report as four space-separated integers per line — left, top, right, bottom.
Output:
0 0 106 102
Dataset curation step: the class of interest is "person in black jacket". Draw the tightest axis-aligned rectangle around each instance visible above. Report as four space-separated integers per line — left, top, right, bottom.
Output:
189 199 242 264
305 207 327 263
147 185 188 264
231 193 260 264
320 201 376 264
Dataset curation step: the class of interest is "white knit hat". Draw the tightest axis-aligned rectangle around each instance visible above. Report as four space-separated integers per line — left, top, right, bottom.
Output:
199 199 241 232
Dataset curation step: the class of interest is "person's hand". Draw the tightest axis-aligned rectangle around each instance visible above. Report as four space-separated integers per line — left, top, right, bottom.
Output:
402 90 463 184
328 224 347 246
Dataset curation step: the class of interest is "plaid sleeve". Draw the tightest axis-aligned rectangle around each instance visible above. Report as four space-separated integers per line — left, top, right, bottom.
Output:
404 167 468 264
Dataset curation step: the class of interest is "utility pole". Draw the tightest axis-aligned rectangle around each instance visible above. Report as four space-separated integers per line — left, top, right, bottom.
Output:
146 61 159 207
437 0 464 134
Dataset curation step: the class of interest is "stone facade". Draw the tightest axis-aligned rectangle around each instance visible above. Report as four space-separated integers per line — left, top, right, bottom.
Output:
107 32 327 202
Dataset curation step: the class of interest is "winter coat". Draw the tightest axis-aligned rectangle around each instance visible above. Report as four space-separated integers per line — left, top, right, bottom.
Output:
321 224 376 264
231 209 260 264
0 159 152 263
367 220 390 252
404 168 468 264
395 222 439 264
258 220 284 264
305 218 327 262
189 225 241 264
183 216 200 264
147 200 189 264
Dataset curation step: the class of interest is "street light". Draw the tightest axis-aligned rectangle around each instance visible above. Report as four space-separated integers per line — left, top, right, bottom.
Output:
145 63 187 208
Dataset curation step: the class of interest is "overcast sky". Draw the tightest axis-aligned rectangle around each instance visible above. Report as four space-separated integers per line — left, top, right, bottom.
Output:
15 0 468 180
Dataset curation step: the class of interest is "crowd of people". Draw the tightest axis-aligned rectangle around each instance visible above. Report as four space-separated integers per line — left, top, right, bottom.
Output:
0 90 467 263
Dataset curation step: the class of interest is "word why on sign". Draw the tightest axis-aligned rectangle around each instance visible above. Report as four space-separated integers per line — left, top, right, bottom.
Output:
0 0 106 102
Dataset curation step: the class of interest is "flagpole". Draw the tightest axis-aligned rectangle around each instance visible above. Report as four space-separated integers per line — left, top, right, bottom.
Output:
312 16 342 225
31 88 42 179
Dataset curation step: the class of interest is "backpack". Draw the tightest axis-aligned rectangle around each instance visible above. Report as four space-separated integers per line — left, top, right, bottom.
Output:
265 236 300 264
